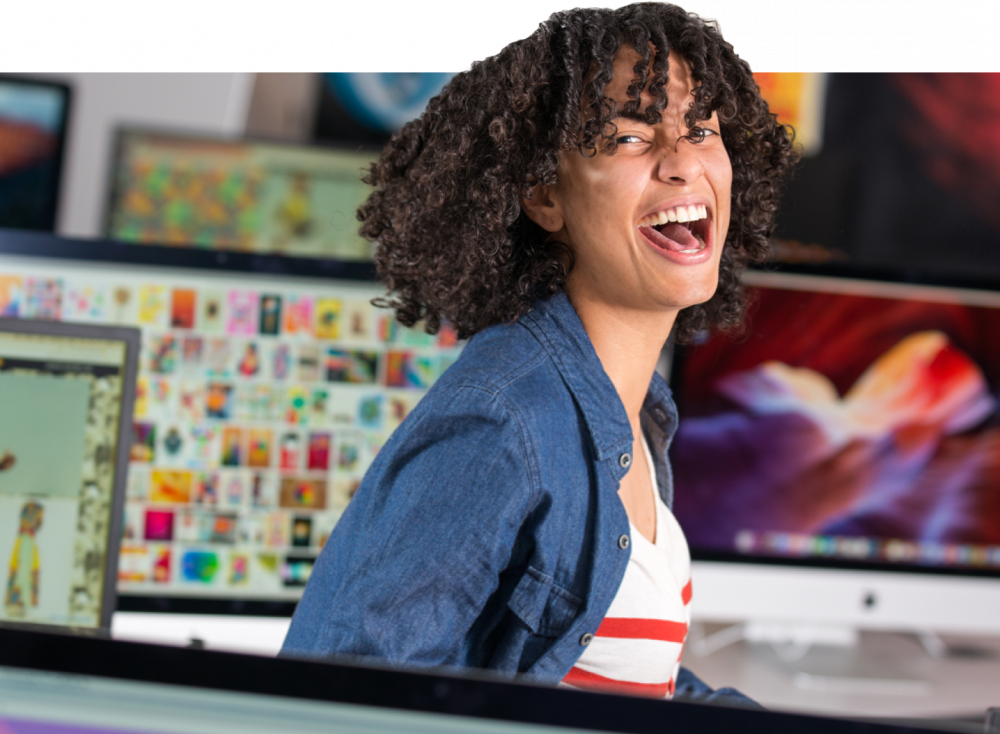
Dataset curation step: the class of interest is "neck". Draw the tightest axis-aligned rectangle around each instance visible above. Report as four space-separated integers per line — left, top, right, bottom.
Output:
564 286 677 433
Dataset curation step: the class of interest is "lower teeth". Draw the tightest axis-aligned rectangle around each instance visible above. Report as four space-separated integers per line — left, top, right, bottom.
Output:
679 236 706 254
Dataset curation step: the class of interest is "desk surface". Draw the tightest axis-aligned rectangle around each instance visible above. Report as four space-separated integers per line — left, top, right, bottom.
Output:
681 622 1000 721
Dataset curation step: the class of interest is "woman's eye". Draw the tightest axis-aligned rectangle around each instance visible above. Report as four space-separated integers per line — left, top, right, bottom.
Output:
616 134 645 145
687 127 719 143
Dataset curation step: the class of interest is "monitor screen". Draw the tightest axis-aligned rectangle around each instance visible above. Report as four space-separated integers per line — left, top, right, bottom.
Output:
672 269 1000 578
0 321 133 629
0 236 462 609
105 129 378 261
0 76 70 231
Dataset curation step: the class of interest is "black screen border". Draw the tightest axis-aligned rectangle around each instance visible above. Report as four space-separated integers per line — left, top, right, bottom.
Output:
0 625 959 734
0 75 72 233
670 262 1000 581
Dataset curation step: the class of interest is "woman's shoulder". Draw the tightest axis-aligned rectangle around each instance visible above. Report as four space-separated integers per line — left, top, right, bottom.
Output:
433 320 574 414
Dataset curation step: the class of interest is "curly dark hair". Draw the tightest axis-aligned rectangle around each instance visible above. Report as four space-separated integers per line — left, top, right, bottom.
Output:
358 2 797 342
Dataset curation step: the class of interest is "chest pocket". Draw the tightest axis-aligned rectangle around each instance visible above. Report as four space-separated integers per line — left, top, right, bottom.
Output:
507 566 582 638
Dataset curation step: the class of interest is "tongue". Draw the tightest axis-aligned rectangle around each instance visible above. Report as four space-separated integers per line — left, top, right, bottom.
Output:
640 223 700 252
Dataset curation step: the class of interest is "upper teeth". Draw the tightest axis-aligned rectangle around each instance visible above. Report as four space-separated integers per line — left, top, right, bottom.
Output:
637 204 708 228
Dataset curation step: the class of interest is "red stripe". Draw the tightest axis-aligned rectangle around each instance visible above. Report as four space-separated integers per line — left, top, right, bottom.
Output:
563 666 672 698
596 617 687 643
681 579 693 605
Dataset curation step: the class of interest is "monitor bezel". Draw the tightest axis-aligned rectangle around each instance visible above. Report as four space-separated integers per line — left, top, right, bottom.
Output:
0 75 72 233
102 124 384 263
0 625 959 734
0 315 140 631
670 261 1000 582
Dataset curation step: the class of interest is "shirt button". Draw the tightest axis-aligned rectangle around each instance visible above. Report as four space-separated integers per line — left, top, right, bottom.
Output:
580 633 593 646
619 453 631 468
618 534 630 550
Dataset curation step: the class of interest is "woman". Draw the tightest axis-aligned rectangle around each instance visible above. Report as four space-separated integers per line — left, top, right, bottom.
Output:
283 2 795 704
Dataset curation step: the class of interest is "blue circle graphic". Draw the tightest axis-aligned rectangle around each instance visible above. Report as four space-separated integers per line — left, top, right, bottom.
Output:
323 73 454 133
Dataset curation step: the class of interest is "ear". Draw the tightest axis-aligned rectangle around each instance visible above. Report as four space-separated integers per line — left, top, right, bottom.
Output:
520 183 565 233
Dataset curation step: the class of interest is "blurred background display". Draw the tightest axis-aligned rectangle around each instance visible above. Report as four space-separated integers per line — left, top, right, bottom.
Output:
313 73 454 145
0 244 462 605
105 131 378 261
0 77 70 232
673 270 1000 577
770 73 1000 279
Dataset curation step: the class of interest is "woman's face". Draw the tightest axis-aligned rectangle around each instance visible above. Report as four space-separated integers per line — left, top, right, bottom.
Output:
540 48 732 318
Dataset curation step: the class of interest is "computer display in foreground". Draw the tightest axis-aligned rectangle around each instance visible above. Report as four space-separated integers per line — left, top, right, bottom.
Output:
106 129 378 261
0 76 70 231
0 238 462 607
0 319 137 630
672 269 1000 578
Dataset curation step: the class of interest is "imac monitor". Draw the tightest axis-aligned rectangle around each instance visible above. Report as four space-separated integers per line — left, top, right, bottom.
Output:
0 229 463 614
0 76 71 231
671 267 1000 634
105 129 378 261
0 318 138 631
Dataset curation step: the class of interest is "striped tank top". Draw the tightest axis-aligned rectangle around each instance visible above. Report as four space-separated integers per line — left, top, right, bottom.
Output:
560 436 692 698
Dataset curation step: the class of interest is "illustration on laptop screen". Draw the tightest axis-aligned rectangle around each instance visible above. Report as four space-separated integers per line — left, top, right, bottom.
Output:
0 328 130 627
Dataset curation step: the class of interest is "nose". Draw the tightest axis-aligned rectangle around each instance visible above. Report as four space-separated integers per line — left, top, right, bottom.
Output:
654 137 705 185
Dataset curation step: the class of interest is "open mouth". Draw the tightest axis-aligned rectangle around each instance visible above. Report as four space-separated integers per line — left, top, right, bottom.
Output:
637 204 710 254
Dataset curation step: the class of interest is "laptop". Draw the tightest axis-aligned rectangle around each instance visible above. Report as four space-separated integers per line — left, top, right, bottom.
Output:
0 317 139 634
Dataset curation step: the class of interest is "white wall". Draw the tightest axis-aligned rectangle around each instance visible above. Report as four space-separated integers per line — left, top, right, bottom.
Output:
19 73 255 239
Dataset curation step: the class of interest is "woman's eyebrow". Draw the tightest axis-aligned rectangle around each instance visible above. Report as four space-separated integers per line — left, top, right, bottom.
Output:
609 109 653 124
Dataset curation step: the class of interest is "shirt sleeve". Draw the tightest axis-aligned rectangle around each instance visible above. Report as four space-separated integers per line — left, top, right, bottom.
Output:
674 666 764 709
281 384 536 668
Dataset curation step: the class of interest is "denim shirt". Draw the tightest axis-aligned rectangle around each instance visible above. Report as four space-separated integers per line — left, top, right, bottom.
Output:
282 290 755 707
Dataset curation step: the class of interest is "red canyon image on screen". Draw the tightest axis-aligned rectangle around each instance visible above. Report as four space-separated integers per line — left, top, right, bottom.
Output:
671 275 1000 572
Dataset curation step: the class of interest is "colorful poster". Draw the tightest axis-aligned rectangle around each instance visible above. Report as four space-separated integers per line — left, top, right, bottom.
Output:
171 288 197 329
25 277 62 320
109 284 138 323
0 276 22 317
278 431 302 471
279 477 328 510
307 432 331 471
247 428 273 469
270 343 292 380
315 298 341 339
144 509 175 542
131 422 156 463
284 386 309 424
343 299 374 340
221 427 244 467
283 294 314 335
236 341 262 378
259 294 282 335
149 470 193 504
138 284 167 326
227 291 259 335
325 348 379 383
199 290 226 333
206 382 234 420
297 343 320 382
63 282 107 321
384 351 437 388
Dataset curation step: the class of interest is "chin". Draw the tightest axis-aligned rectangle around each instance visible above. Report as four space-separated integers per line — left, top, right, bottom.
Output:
663 276 719 310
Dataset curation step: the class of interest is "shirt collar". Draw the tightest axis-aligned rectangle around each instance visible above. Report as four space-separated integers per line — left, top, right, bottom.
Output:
519 290 677 461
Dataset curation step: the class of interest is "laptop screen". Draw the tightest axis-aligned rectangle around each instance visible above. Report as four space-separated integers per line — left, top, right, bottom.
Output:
0 323 134 629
